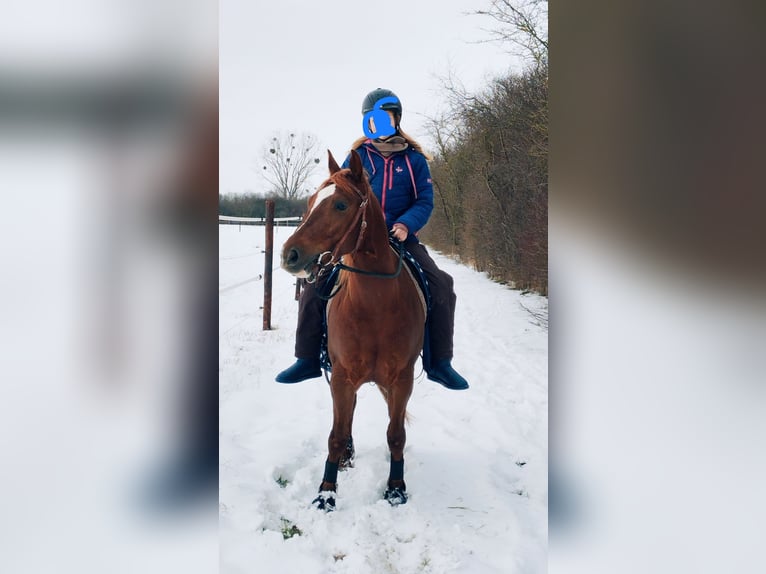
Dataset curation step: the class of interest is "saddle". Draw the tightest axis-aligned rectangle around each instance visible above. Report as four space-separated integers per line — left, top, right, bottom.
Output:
318 238 432 374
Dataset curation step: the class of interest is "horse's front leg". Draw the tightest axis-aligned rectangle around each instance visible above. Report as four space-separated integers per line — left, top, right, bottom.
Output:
312 374 356 511
383 372 414 506
339 393 357 470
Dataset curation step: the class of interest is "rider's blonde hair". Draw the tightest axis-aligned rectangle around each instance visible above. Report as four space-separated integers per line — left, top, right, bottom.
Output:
350 128 432 161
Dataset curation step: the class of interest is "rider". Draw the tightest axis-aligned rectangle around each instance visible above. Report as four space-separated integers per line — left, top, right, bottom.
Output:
275 88 469 390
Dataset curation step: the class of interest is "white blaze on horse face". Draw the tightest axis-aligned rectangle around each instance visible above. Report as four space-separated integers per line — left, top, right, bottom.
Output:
288 183 338 278
304 184 336 223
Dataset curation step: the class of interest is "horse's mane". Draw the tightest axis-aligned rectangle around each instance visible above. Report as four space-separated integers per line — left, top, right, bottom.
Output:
349 130 432 161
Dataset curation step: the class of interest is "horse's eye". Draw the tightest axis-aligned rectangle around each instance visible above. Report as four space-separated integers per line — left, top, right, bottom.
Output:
335 201 348 211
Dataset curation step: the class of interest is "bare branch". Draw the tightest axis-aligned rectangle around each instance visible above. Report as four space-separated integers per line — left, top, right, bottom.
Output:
470 0 548 66
519 300 548 330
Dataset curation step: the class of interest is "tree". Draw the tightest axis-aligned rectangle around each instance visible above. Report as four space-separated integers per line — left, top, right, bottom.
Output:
472 0 548 67
422 41 548 293
259 132 322 200
219 192 306 218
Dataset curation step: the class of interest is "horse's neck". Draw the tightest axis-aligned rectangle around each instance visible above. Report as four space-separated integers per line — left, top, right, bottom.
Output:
345 203 397 274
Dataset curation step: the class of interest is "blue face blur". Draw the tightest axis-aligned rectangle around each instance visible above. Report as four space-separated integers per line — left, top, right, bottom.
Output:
362 97 398 138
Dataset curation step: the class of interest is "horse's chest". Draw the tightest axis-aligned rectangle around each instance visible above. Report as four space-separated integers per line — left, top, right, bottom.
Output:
327 297 393 347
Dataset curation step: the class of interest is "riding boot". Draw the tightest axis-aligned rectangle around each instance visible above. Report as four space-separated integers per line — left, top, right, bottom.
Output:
275 357 322 383
275 279 325 383
426 358 469 390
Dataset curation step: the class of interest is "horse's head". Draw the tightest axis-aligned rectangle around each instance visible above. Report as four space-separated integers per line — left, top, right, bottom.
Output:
281 149 371 279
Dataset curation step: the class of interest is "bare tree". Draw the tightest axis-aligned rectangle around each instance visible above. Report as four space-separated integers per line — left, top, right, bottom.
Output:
472 0 548 67
259 132 321 200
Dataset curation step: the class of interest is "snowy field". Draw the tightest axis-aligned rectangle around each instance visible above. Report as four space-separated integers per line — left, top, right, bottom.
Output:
219 224 548 574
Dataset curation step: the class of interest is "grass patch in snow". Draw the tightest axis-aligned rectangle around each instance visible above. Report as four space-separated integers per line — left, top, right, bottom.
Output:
275 475 289 488
280 517 302 539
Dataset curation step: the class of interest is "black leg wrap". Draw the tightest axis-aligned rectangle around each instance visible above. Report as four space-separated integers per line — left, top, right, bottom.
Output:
322 460 339 484
389 458 404 482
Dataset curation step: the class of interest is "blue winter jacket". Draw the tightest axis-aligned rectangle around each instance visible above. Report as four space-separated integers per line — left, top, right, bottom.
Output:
342 140 434 243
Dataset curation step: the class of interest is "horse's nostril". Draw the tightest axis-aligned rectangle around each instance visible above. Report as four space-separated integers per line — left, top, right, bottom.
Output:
286 248 299 266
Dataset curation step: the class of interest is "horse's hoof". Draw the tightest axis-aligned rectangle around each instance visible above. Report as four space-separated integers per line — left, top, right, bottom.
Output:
312 491 336 512
384 487 408 506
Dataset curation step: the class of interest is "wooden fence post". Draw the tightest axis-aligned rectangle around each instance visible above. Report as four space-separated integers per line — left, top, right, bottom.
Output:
263 200 275 330
294 278 303 301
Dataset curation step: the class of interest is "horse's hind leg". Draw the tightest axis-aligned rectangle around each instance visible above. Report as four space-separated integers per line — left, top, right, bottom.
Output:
383 375 414 505
313 378 356 511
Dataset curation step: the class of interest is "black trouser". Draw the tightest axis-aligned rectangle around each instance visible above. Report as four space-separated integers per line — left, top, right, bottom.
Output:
293 239 456 363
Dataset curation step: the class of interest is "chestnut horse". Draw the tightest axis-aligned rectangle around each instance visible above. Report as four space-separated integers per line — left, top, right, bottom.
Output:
281 149 426 511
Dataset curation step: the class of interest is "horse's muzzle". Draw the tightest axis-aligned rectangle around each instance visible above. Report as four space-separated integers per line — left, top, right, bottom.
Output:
281 246 313 278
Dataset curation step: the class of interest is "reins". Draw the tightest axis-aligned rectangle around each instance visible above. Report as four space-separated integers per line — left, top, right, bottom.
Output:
337 240 404 278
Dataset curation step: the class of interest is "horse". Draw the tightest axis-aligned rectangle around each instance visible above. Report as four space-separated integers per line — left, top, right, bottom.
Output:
281 149 426 511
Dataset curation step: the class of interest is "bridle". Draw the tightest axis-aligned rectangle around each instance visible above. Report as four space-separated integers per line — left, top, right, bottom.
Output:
306 179 404 285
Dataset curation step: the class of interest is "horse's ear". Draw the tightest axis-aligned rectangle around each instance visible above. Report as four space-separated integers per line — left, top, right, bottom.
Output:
328 149 341 174
348 149 364 182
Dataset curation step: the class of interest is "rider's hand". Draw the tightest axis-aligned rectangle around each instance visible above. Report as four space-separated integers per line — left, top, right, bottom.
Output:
391 223 409 242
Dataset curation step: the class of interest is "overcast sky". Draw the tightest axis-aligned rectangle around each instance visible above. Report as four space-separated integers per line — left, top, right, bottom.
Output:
220 0 525 196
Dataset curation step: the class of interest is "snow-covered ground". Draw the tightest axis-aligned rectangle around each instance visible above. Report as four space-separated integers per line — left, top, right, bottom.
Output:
219 224 548 574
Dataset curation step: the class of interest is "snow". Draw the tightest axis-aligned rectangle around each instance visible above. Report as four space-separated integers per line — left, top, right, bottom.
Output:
219 224 548 574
